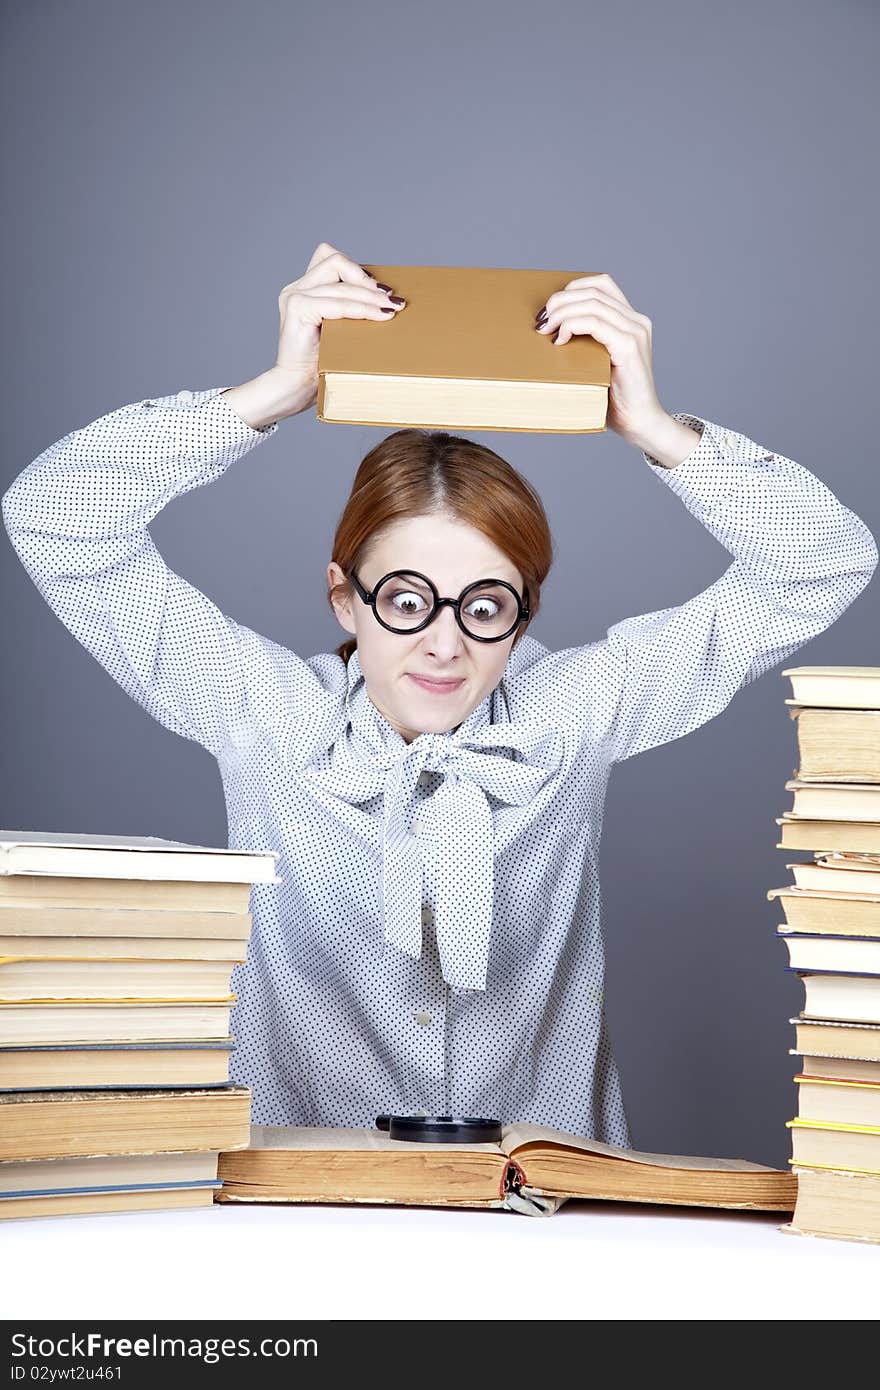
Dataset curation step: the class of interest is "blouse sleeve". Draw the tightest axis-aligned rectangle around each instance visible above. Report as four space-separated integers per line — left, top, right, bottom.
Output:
1 386 345 766
602 413 878 762
503 413 878 762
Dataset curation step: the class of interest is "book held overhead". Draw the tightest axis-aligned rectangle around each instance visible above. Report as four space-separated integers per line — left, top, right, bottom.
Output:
316 265 612 433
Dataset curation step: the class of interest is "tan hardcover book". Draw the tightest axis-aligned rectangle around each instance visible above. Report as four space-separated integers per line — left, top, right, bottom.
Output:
0 1149 219 1195
783 665 880 710
0 1040 234 1090
795 1055 880 1082
0 831 280 885
783 1166 880 1244
797 973 880 1025
0 1086 252 1161
783 781 880 823
0 880 253 918
795 1074 880 1127
776 931 880 973
816 851 880 871
790 1017 880 1063
789 859 880 894
785 1117 880 1174
767 887 880 935
775 818 880 854
0 1001 235 1046
0 934 247 959
0 1185 217 1221
786 708 880 783
215 1123 796 1217
0 956 238 1001
317 265 611 433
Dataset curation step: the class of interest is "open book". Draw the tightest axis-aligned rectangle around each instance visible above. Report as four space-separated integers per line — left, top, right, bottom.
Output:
215 1124 797 1219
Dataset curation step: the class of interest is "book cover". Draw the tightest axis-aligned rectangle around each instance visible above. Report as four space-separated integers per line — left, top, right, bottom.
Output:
317 264 611 433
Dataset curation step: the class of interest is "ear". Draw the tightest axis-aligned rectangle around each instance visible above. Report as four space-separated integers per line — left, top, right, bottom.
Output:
327 561 356 636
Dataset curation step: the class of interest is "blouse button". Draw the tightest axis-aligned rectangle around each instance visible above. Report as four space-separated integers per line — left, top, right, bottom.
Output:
723 429 738 452
413 1010 432 1027
421 904 433 926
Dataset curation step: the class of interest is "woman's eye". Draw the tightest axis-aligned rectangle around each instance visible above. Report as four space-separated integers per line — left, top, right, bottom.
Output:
465 597 501 621
391 590 429 614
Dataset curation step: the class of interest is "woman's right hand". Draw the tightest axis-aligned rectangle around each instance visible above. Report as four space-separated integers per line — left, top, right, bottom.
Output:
274 242 406 407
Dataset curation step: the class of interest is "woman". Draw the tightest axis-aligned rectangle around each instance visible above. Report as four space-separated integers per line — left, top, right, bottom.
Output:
3 242 876 1146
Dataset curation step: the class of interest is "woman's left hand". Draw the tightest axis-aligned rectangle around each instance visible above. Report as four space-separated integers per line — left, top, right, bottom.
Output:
535 274 667 447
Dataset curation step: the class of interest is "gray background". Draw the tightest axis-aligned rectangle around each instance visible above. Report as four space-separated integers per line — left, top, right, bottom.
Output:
2 0 878 1168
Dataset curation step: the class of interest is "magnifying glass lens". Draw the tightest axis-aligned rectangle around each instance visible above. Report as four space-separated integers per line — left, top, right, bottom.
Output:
375 1114 503 1143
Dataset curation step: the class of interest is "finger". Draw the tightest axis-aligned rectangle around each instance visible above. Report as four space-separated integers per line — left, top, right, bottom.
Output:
538 297 645 341
295 282 403 310
289 247 378 294
557 272 634 308
542 284 645 328
305 241 347 271
288 292 401 323
544 312 644 362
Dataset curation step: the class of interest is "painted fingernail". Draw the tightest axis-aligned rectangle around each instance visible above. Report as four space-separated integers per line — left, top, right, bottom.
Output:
535 305 547 320
376 282 394 293
536 311 548 327
388 295 406 306
380 306 395 314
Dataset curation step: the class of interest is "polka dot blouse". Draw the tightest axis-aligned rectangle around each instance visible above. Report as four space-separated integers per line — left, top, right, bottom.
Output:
3 387 876 1144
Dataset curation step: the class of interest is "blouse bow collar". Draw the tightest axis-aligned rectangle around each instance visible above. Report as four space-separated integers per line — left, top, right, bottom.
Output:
304 644 562 991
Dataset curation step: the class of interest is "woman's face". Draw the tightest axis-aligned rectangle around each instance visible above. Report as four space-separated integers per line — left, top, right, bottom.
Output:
328 513 525 743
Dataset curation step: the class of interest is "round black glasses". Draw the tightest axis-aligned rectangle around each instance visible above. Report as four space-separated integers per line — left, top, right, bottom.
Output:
349 569 530 643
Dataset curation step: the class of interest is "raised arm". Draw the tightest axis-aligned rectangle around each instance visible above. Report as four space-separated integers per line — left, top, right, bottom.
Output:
1 384 334 764
603 412 878 762
1 242 409 766
504 275 878 757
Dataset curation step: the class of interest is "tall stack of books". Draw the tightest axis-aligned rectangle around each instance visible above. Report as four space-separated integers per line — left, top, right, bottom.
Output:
0 830 278 1221
768 667 880 1245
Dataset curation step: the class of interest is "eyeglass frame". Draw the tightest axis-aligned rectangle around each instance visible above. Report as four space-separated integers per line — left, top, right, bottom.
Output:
348 567 531 644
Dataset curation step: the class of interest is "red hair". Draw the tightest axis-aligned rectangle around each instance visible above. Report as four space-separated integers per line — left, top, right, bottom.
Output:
327 429 554 663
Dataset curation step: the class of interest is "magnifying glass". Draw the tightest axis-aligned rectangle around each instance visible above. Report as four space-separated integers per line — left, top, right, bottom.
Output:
376 1113 503 1143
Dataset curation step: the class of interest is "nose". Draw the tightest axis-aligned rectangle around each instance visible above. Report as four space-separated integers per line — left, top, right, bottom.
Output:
422 603 466 662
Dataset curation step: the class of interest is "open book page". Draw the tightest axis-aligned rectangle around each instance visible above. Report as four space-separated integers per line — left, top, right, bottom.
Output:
500 1124 779 1172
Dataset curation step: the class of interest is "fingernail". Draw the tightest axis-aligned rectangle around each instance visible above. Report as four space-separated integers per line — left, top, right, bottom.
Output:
376 282 394 293
361 266 375 277
536 311 548 327
535 305 547 320
380 306 395 314
388 294 406 306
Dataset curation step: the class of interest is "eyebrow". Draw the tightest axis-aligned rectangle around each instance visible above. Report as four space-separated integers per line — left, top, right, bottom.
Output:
372 569 521 588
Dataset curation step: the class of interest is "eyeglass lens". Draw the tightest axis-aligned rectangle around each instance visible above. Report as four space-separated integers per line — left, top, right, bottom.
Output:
373 571 521 639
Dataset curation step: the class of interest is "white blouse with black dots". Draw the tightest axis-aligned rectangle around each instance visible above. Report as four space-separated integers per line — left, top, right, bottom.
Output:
3 387 876 1144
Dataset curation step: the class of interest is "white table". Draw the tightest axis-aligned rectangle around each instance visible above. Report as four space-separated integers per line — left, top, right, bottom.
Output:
1 1199 876 1320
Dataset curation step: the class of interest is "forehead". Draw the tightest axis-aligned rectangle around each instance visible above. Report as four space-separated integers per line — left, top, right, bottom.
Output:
363 514 522 589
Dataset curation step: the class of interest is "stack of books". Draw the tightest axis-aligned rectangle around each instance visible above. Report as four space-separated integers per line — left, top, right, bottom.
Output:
0 830 279 1220
768 667 880 1244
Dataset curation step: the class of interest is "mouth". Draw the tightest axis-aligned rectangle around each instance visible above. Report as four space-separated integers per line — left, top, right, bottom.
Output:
406 673 465 695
